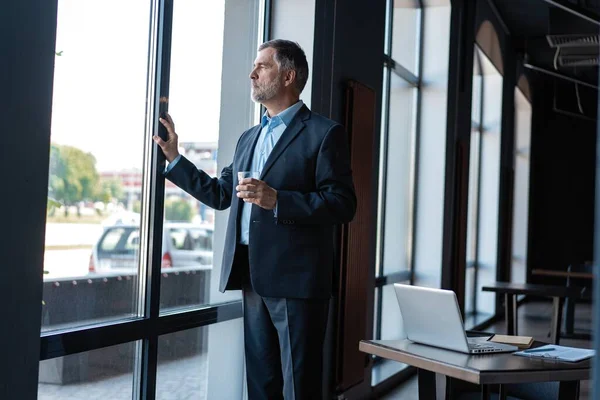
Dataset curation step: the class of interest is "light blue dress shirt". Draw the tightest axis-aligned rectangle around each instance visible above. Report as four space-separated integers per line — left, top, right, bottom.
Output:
239 100 304 245
165 100 304 245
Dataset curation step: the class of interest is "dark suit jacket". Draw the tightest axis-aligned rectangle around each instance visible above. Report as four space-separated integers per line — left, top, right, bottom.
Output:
165 105 356 299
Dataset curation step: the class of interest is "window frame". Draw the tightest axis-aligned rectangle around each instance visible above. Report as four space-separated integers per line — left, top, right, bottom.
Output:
372 0 424 389
39 1 270 399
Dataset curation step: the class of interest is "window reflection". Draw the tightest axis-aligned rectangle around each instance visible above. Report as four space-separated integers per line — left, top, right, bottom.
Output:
38 342 137 399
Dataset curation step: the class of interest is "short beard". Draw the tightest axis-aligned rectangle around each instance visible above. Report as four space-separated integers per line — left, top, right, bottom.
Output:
251 73 282 103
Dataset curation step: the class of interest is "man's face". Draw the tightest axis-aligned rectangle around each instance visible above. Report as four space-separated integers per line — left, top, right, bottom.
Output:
249 47 283 103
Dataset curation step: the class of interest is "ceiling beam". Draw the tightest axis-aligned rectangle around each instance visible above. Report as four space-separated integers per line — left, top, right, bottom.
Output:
524 63 599 89
542 0 600 26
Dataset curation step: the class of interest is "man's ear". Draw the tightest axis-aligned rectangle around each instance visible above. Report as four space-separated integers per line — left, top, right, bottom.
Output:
284 69 296 87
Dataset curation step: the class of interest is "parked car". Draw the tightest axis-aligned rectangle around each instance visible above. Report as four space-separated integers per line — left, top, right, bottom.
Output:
89 222 214 275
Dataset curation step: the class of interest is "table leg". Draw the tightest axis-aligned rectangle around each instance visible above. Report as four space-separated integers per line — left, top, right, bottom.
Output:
558 380 580 400
417 368 436 400
445 376 455 400
565 297 575 335
551 297 565 345
505 293 517 335
498 384 507 400
480 384 491 400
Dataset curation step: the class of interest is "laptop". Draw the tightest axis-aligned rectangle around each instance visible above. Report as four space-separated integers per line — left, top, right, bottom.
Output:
393 284 518 354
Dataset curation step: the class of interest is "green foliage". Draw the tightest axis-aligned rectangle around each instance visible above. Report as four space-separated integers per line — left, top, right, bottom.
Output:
133 200 141 214
46 197 61 213
48 144 99 207
164 199 193 222
97 177 125 203
48 144 126 211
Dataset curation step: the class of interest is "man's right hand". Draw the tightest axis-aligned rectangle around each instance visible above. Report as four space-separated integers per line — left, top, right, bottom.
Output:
154 113 180 162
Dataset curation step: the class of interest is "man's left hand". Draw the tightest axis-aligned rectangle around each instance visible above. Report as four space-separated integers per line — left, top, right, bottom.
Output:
236 178 277 210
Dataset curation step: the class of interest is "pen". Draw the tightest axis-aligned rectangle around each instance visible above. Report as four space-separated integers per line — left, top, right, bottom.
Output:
524 347 555 353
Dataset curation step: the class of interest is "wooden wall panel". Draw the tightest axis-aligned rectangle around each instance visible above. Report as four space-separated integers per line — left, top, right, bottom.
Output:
335 80 376 392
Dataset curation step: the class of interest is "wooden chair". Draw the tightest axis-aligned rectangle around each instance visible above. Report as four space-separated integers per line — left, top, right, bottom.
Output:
563 262 593 338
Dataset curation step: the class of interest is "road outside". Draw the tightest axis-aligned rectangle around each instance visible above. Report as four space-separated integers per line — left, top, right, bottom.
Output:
44 223 104 279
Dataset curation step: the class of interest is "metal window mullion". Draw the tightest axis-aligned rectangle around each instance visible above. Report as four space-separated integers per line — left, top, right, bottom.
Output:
385 55 419 87
375 287 383 340
384 0 393 56
39 302 243 361
409 3 425 285
136 0 174 398
374 65 391 343
375 271 412 287
376 67 392 278
261 0 271 42
255 0 270 126
413 3 423 77
472 50 485 315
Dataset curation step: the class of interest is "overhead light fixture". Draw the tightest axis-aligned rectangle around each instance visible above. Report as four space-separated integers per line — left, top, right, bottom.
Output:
547 34 600 48
559 55 599 67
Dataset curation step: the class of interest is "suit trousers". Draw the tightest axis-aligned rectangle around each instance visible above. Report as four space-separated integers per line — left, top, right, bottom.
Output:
235 245 330 400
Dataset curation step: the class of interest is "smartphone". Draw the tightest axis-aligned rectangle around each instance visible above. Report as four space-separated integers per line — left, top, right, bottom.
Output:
158 96 169 142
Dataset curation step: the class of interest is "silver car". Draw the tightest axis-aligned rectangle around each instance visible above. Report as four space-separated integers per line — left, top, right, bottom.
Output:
89 222 213 275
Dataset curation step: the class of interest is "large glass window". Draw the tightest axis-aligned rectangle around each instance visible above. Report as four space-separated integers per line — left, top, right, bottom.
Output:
156 319 244 399
412 2 452 289
390 0 421 75
465 46 503 321
41 0 266 397
511 86 532 285
373 0 422 388
43 0 151 330
38 342 138 399
159 0 230 313
381 76 418 275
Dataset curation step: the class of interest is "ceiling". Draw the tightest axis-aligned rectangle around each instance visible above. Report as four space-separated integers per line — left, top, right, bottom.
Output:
492 0 600 86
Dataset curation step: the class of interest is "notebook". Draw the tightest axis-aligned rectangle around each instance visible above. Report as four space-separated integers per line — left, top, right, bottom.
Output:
514 344 595 362
488 334 534 349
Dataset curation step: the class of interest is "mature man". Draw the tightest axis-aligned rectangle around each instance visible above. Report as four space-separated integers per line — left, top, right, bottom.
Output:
154 39 356 399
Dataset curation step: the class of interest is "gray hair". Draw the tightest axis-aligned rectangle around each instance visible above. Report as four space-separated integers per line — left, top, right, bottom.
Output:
259 39 309 94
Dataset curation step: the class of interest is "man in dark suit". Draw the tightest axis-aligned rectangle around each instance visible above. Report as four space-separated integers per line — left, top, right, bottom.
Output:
153 39 356 399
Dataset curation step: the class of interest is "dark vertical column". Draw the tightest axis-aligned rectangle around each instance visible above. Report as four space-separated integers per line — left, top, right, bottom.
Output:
591 73 600 399
334 80 377 395
312 0 386 398
441 0 477 313
495 47 516 313
0 0 58 397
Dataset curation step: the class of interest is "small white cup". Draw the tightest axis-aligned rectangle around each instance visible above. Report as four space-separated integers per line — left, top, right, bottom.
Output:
237 171 260 182
237 171 260 195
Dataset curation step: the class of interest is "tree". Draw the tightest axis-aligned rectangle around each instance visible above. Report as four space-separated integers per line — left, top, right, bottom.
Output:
165 199 193 222
48 144 99 215
95 177 125 204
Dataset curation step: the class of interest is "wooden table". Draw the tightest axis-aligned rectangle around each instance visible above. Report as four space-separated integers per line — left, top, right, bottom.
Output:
360 339 590 400
531 269 594 280
482 282 583 344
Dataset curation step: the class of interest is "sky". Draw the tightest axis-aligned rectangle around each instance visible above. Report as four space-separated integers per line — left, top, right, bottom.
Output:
51 0 227 172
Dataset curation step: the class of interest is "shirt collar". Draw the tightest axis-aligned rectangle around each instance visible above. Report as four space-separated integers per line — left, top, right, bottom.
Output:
261 100 304 128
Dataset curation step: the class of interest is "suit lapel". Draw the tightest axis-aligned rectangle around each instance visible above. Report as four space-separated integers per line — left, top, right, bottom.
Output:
234 124 262 220
238 125 262 175
260 106 309 179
